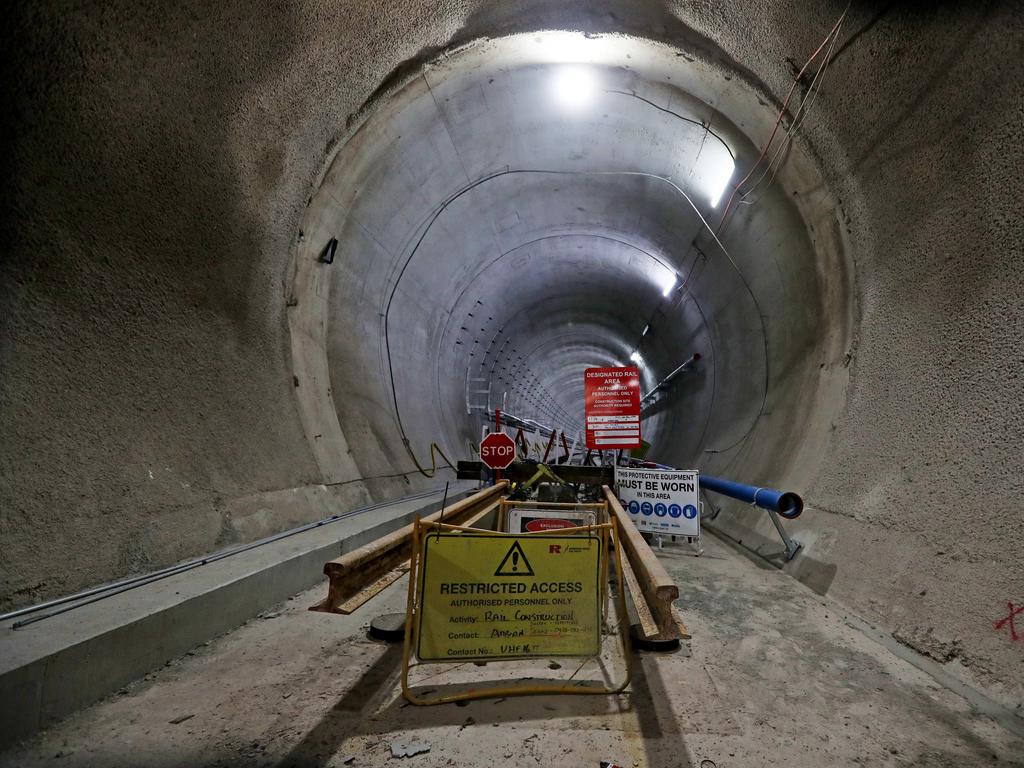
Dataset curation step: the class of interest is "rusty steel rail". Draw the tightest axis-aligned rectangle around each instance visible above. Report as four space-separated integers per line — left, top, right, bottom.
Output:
603 485 688 642
310 482 508 615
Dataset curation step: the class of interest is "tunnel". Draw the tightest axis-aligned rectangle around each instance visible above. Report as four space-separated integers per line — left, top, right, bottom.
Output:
1 1 1022 764
296 31 844 495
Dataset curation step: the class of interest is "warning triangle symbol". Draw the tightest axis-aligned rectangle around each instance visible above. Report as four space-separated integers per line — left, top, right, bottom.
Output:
494 541 534 577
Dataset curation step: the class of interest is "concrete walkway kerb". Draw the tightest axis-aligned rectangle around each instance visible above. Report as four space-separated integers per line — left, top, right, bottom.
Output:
0 485 472 750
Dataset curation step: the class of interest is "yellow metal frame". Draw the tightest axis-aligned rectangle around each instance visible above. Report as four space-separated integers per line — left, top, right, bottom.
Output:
401 517 633 705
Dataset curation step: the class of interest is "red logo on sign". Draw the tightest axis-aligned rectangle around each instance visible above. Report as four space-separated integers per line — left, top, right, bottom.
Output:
479 432 516 469
584 366 641 450
525 519 575 532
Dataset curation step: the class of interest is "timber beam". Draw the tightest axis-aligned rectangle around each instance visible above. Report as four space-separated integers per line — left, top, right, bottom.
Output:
310 482 507 615
604 485 689 642
457 460 613 486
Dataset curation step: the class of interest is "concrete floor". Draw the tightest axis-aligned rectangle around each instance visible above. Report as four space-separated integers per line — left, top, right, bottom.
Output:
3 533 1021 768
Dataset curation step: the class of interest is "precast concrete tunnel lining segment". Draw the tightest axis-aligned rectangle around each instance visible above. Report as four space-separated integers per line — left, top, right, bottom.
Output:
292 33 841 489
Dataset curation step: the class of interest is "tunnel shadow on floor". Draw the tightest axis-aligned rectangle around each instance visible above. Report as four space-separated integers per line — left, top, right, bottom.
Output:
629 650 697 768
272 637 697 768
275 643 405 768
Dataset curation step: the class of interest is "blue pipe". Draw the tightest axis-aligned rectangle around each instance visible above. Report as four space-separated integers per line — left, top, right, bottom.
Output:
699 474 803 519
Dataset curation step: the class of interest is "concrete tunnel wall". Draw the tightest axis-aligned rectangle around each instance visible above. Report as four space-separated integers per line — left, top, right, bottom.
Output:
1 0 1021 711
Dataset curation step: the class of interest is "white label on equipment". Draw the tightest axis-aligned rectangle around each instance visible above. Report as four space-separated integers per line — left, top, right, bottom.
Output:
614 467 700 536
506 508 598 534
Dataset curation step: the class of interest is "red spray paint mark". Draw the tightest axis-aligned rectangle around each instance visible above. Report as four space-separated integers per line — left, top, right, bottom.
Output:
994 601 1024 641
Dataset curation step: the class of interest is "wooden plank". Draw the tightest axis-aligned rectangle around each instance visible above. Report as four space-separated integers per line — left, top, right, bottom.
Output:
502 500 607 510
336 565 409 614
620 551 659 638
459 500 499 530
310 483 507 614
327 500 500 614
671 604 692 641
603 485 681 641
456 461 614 486
323 483 505 576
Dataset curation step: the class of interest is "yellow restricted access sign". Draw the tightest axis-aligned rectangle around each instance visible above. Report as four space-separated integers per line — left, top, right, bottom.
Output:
415 533 602 662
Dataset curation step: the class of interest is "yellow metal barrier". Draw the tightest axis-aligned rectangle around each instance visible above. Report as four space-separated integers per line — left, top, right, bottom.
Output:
401 517 632 705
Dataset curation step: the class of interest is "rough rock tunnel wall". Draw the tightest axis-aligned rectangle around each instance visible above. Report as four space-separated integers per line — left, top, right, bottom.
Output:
0 0 1020 709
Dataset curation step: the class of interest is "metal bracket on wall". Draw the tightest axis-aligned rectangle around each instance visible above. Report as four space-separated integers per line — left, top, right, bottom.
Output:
699 488 721 521
318 237 338 264
767 509 802 561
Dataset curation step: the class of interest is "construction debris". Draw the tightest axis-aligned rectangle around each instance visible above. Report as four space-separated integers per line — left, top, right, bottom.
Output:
389 741 431 758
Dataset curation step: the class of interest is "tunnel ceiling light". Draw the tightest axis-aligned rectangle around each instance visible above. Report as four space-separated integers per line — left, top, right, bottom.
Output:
693 143 736 208
630 351 643 364
659 272 678 297
552 67 596 110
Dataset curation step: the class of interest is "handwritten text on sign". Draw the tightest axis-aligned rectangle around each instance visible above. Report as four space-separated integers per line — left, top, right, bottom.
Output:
416 534 601 662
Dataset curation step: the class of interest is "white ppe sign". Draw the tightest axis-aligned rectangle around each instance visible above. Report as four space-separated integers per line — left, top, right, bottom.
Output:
614 467 700 536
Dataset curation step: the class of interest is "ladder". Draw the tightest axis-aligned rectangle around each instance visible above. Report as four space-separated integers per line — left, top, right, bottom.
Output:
465 373 490 415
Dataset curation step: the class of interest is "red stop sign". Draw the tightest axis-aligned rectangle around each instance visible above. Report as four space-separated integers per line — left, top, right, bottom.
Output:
479 432 516 469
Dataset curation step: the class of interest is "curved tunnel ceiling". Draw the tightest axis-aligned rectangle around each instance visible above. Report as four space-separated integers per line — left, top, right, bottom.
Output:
290 31 847 480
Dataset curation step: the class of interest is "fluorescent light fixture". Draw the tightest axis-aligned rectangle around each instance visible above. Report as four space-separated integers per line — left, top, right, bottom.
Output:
693 140 735 208
641 324 650 337
552 67 596 109
630 351 642 364
659 270 677 297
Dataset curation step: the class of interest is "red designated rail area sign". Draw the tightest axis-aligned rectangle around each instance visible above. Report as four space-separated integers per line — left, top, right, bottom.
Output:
584 367 641 449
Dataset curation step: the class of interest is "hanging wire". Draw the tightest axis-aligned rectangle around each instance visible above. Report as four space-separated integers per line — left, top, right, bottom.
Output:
736 10 847 208
716 2 852 232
